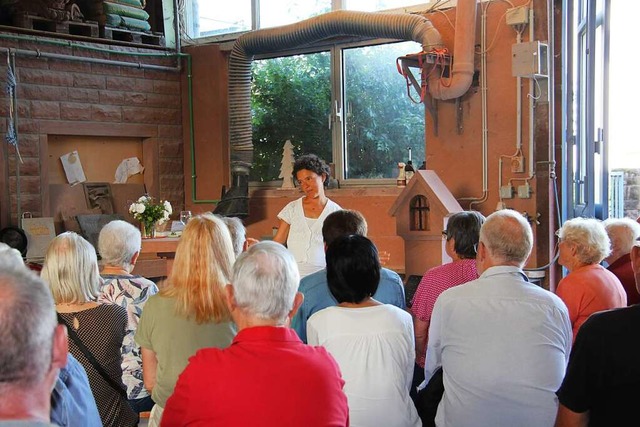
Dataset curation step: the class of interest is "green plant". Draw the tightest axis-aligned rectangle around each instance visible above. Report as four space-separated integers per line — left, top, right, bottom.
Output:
128 195 172 226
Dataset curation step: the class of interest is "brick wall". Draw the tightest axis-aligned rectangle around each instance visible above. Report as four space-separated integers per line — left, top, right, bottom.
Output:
0 33 184 227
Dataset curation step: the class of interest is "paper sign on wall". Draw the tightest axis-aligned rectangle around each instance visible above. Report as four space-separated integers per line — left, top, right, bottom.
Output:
60 151 87 186
114 157 145 183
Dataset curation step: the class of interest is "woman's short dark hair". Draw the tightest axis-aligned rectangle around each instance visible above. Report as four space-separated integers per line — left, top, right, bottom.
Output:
326 234 380 304
445 211 486 259
292 154 331 186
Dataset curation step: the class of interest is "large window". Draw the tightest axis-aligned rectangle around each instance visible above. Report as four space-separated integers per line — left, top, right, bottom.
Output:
182 1 432 40
251 40 425 183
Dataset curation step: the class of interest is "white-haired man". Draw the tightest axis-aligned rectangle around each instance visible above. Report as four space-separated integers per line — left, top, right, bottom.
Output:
603 217 640 305
423 209 572 427
162 241 349 426
0 262 68 425
554 236 640 427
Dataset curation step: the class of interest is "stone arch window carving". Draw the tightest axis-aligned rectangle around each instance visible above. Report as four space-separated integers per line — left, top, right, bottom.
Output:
410 195 430 231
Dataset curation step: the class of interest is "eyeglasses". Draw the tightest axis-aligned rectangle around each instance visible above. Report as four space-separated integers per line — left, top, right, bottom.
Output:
473 243 478 254
441 230 449 240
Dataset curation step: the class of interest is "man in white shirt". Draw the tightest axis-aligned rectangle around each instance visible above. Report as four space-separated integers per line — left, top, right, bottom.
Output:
424 209 572 427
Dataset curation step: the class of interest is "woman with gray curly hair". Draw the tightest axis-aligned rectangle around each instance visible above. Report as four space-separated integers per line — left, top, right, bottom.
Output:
98 220 159 413
556 217 626 341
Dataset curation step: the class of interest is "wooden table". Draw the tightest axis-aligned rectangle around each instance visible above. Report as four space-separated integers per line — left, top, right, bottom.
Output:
132 237 180 279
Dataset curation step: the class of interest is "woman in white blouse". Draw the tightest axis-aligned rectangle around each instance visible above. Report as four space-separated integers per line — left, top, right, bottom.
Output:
307 234 420 427
273 154 341 278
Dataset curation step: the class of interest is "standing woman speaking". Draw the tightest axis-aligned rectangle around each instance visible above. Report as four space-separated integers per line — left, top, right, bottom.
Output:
273 154 342 278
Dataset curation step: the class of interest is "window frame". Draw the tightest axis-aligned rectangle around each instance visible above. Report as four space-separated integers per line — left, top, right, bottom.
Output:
251 37 424 186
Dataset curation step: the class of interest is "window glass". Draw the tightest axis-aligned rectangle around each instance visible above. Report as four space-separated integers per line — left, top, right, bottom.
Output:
343 41 425 179
185 0 251 38
345 0 427 12
259 0 331 29
251 53 332 182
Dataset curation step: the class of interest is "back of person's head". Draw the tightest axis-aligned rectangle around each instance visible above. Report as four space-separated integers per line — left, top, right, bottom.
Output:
603 217 640 256
480 210 533 266
98 220 141 269
445 211 486 259
322 209 368 246
0 242 23 266
0 264 57 391
166 213 235 324
326 234 380 304
219 215 246 257
292 154 331 184
557 217 611 265
232 241 300 324
41 232 100 304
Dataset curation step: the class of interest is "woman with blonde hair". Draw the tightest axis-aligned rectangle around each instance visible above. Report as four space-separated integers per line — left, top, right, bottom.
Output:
41 232 137 427
556 217 627 341
135 213 237 426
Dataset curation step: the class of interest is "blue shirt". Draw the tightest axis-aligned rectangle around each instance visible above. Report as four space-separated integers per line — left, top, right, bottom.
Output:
51 353 102 427
293 267 406 343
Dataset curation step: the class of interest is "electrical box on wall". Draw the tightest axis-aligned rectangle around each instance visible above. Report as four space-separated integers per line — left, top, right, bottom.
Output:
512 41 548 78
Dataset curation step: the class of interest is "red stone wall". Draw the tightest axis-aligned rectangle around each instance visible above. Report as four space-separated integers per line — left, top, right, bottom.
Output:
0 33 183 227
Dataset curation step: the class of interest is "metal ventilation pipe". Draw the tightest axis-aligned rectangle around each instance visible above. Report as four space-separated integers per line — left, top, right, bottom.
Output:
428 0 478 100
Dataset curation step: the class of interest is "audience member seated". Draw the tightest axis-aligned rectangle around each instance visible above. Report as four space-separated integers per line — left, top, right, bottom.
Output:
40 232 137 427
218 215 247 257
423 209 572 427
556 217 627 341
603 217 640 305
411 211 485 378
293 209 405 343
308 235 420 427
555 236 640 427
97 220 159 413
135 214 237 427
162 241 349 426
0 262 68 426
0 244 101 427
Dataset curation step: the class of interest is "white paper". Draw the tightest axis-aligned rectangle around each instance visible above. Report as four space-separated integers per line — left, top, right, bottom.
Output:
60 151 86 186
114 157 145 184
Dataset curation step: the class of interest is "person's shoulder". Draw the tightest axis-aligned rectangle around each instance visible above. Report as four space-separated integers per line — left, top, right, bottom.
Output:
326 198 342 210
299 269 328 291
308 305 339 323
380 267 402 283
585 305 640 330
379 303 412 320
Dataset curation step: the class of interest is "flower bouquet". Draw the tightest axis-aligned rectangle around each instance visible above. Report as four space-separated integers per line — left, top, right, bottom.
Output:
129 195 172 238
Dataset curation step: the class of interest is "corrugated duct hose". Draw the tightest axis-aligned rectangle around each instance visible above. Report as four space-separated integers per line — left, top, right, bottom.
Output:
215 10 446 217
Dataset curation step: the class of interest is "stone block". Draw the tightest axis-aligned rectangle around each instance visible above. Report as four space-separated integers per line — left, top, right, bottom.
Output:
68 88 100 103
157 125 183 138
31 100 60 119
154 80 181 95
122 106 181 125
61 102 93 121
9 176 41 194
15 134 40 157
49 59 91 73
20 84 69 102
17 119 39 134
99 91 125 105
8 156 40 176
73 73 106 89
106 76 136 91
18 69 73 86
91 105 122 122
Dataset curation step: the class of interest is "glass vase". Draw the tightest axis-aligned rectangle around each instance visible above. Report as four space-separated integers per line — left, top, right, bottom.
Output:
141 221 156 239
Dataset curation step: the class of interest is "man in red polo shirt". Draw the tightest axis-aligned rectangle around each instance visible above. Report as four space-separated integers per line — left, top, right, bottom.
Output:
162 241 349 427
